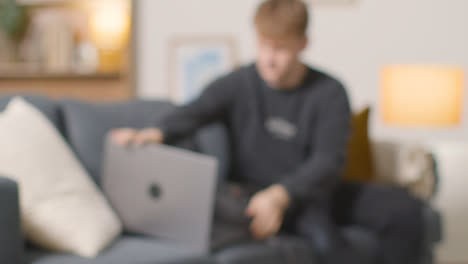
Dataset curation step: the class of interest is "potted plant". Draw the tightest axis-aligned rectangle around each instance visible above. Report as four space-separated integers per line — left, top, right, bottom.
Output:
0 0 29 61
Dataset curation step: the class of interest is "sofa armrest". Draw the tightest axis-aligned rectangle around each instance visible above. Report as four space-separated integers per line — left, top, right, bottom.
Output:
418 202 443 264
371 141 438 200
370 141 400 184
0 176 23 264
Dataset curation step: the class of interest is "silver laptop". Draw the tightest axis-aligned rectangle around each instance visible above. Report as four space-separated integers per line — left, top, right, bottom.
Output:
101 136 218 254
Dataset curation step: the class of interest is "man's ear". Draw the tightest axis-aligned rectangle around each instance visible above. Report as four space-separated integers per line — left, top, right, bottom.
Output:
302 37 309 50
300 36 308 51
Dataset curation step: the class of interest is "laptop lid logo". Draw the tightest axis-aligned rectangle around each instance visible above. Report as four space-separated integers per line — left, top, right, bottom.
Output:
149 183 163 200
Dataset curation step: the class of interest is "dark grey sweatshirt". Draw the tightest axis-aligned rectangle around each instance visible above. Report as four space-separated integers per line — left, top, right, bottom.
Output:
160 64 351 204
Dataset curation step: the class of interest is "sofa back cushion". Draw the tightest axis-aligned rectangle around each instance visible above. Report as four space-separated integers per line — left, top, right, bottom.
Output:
60 99 197 185
0 95 64 136
194 123 231 185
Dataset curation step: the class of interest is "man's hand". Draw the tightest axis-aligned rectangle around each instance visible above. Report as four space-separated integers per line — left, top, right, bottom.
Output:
245 184 291 240
110 128 138 146
110 128 164 146
133 128 164 145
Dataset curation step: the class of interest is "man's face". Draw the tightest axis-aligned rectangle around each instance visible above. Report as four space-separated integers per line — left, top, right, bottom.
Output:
256 33 307 88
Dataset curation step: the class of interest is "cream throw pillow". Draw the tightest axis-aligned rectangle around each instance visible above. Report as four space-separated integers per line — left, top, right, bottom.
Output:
0 97 122 258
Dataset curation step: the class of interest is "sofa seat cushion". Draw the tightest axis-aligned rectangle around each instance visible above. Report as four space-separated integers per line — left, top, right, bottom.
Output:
26 235 214 264
214 227 378 264
213 237 314 264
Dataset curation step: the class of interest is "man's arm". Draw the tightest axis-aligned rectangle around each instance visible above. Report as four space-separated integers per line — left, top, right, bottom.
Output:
111 74 237 146
159 74 237 144
280 81 352 204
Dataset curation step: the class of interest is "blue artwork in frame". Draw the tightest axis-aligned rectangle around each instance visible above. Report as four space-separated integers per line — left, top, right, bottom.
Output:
169 37 237 104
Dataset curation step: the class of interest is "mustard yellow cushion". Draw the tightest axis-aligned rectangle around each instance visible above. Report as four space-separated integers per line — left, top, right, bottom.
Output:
342 107 374 183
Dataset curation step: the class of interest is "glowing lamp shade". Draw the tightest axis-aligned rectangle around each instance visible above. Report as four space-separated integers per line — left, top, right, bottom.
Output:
381 65 464 127
89 0 130 72
89 0 130 51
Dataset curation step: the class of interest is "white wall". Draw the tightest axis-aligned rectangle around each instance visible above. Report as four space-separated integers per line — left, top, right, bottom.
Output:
136 0 468 261
136 0 261 98
307 0 468 143
136 0 468 142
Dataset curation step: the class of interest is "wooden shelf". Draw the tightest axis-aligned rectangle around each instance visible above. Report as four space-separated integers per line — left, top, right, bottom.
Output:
0 71 122 81
18 0 77 6
0 0 136 102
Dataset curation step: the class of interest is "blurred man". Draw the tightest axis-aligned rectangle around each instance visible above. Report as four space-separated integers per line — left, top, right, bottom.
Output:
112 1 423 263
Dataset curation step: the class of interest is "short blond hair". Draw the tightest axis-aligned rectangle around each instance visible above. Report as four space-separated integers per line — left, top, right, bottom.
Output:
254 0 309 39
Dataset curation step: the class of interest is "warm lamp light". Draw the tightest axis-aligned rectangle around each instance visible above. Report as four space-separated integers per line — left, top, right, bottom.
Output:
89 0 130 72
381 65 464 127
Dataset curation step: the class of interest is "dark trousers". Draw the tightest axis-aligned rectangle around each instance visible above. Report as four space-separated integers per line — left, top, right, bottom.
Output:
280 182 424 264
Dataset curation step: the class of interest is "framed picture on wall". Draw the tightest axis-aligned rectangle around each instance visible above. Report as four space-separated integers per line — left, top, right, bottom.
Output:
168 36 238 104
306 0 356 6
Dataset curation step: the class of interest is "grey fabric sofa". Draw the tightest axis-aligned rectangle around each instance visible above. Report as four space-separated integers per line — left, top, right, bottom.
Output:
0 95 442 264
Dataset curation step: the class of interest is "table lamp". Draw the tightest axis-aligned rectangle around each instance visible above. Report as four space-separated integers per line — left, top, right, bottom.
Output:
89 0 130 73
381 65 468 263
380 64 465 204
381 65 464 127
